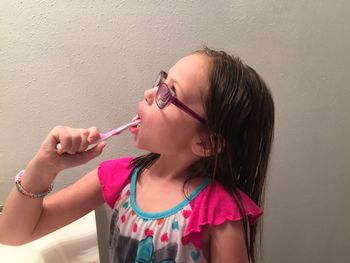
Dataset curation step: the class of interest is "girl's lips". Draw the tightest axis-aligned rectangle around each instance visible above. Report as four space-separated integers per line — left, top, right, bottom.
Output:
129 115 142 134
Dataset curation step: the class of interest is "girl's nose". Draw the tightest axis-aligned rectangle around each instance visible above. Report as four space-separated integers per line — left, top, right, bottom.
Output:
144 87 156 105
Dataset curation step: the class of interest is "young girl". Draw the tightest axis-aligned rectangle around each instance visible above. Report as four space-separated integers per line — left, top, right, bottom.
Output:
0 47 274 263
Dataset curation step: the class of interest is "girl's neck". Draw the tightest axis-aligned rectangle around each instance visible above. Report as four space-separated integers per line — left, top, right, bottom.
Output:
146 154 199 182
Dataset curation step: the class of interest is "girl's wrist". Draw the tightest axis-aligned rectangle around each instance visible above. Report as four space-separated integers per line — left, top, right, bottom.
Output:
15 170 53 198
21 157 60 191
31 151 62 175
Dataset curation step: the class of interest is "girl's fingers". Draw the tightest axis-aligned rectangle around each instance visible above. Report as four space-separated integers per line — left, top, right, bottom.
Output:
37 126 105 172
74 129 89 152
60 141 106 168
87 126 101 144
57 127 100 155
55 127 73 154
78 134 90 152
67 131 81 154
76 127 100 152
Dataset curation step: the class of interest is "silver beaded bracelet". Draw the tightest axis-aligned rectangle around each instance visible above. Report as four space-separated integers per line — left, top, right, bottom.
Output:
15 170 53 198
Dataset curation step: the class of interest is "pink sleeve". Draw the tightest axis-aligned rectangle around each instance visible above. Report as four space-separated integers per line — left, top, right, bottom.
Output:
182 181 263 249
97 157 134 208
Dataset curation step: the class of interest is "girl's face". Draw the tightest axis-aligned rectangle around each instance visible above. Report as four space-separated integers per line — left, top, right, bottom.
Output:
131 54 210 156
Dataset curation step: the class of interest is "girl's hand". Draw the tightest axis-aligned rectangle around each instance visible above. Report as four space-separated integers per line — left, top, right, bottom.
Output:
33 126 106 174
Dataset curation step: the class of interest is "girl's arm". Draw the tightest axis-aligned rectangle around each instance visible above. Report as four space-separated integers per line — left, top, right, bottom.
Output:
0 126 106 245
210 220 249 263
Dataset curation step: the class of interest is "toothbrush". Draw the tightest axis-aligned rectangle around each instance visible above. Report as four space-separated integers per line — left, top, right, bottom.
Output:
56 118 141 152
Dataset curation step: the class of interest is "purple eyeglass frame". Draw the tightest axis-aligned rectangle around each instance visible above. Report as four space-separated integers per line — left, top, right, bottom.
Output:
155 71 206 125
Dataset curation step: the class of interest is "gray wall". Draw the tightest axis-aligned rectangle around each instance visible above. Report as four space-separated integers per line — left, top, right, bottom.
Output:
1 1 349 262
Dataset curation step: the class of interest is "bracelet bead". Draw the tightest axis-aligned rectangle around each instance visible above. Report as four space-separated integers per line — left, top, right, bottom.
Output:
15 170 53 198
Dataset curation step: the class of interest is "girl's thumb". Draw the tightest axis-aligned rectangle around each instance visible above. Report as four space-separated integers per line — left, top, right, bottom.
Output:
86 142 107 159
67 142 107 167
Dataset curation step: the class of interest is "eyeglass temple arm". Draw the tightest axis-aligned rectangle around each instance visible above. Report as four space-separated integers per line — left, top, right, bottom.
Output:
171 97 206 124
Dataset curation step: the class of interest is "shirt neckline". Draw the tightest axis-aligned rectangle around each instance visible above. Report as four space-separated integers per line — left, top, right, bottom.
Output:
129 168 211 220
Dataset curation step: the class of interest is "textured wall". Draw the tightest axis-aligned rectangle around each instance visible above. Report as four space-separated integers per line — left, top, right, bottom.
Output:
1 1 349 262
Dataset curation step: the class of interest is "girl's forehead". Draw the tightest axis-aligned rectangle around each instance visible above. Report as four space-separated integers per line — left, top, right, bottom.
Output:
168 54 210 100
170 54 210 81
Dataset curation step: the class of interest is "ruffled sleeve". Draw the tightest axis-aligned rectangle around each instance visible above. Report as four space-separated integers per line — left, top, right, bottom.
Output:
97 157 134 208
182 181 263 249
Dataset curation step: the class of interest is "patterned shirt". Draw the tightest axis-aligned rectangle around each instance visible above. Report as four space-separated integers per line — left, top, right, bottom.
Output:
98 157 263 263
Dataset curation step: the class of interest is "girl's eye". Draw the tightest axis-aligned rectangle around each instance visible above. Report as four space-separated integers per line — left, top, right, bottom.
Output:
170 86 177 97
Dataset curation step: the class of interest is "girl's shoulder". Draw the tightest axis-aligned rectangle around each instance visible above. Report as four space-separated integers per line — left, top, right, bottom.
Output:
183 180 263 249
193 180 263 224
98 156 134 173
97 156 134 208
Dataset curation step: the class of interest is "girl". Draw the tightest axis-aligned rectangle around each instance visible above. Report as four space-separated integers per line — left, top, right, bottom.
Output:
0 47 274 263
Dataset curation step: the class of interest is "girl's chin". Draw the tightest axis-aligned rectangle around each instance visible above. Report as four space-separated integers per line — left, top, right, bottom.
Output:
132 135 144 149
133 139 155 153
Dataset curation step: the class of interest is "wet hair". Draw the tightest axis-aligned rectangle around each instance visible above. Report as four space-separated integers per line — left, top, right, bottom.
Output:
130 47 274 263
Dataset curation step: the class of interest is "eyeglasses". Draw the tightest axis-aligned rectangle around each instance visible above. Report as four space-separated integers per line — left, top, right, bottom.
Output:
153 71 206 124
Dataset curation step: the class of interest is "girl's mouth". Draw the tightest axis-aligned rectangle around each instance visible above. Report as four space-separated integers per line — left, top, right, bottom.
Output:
129 115 142 133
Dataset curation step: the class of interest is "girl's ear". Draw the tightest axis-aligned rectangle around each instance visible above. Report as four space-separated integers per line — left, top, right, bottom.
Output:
191 134 224 157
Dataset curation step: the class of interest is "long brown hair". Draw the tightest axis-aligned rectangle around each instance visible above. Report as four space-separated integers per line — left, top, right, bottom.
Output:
131 47 274 262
